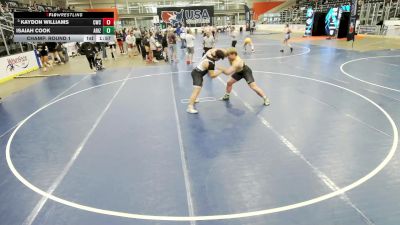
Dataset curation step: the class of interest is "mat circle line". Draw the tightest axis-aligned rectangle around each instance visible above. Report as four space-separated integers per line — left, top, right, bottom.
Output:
5 71 398 221
340 55 400 92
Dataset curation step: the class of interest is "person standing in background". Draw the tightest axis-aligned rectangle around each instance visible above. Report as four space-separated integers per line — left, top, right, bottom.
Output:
250 21 256 34
155 30 163 43
133 28 142 53
143 32 151 62
116 31 124 54
149 32 158 63
280 24 293 53
139 32 147 61
46 42 63 64
230 27 238 47
176 25 182 39
167 30 177 63
211 26 217 39
162 31 169 62
108 33 117 60
122 28 128 54
203 32 215 56
100 42 108 60
126 31 137 58
37 42 51 72
80 42 98 71
55 42 66 63
180 25 187 49
185 29 195 64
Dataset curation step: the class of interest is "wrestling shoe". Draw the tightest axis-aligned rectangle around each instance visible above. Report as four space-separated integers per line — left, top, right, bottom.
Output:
264 97 270 106
186 106 198 114
220 94 230 101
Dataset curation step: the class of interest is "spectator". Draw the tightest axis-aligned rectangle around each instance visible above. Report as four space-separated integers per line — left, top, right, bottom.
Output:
162 31 169 62
203 32 214 56
185 29 195 64
36 42 51 72
133 28 142 53
80 42 98 71
142 32 151 62
180 25 187 49
230 26 238 47
149 32 158 63
55 42 66 63
46 42 63 64
116 31 124 54
108 34 117 60
167 30 177 63
122 28 128 54
250 21 256 34
126 31 138 58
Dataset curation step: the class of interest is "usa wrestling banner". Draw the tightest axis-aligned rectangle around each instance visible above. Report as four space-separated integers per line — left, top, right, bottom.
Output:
157 6 214 27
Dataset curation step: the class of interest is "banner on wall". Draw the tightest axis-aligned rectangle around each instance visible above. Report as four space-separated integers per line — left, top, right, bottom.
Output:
0 51 40 83
304 8 314 36
325 7 342 37
347 0 358 41
244 4 251 31
157 6 214 27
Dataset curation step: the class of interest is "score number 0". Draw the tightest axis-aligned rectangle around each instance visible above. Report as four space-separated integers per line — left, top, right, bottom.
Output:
103 18 114 26
103 18 115 35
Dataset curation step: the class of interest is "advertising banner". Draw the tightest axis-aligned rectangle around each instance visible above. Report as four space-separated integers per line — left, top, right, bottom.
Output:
304 8 314 36
347 0 358 41
325 7 342 37
0 51 40 83
244 4 251 31
157 6 214 27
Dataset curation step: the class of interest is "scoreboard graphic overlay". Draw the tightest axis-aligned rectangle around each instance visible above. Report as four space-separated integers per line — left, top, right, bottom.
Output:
14 12 115 42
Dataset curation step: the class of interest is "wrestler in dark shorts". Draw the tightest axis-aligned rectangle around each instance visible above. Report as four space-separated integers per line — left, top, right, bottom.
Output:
231 65 255 84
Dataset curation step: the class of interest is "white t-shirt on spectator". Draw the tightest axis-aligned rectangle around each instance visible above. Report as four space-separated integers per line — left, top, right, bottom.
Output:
126 34 135 45
186 34 195 48
133 30 141 39
203 36 214 48
149 36 157 50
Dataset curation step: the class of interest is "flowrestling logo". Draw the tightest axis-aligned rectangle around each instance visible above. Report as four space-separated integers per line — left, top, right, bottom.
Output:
158 6 214 26
6 55 29 72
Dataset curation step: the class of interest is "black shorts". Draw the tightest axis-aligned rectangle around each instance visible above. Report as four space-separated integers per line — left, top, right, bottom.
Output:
203 47 212 55
39 50 48 57
231 40 237 47
191 69 207 87
232 65 255 84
